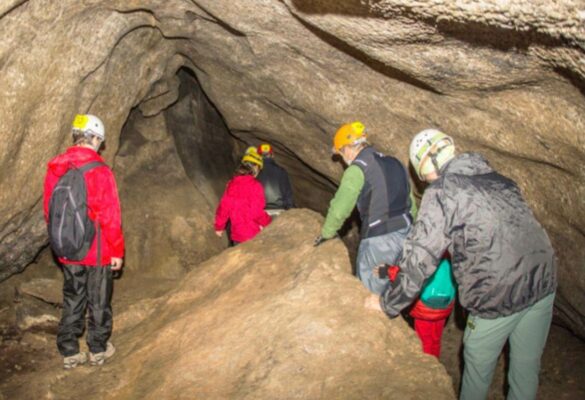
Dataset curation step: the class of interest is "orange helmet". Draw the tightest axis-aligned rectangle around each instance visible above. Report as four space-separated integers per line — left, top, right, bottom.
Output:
333 121 367 153
257 143 273 156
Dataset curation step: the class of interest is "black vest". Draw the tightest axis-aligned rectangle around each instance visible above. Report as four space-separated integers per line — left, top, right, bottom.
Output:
352 146 411 238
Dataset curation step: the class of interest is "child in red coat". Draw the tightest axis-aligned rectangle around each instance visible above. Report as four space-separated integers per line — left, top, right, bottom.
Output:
376 258 455 358
214 151 271 244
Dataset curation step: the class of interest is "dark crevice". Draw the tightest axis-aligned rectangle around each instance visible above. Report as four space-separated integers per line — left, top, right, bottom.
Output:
187 2 246 37
481 143 575 178
110 7 161 24
236 128 338 193
164 67 237 203
0 0 29 20
554 66 585 98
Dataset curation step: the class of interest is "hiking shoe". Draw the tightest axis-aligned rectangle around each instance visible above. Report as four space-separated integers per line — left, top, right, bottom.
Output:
63 352 88 370
89 342 116 366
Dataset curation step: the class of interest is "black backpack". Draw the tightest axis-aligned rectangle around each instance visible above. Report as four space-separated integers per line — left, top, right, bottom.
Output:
48 161 104 261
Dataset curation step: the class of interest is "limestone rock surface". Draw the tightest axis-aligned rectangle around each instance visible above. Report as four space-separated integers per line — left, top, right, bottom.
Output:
16 278 61 305
0 210 455 399
0 0 583 338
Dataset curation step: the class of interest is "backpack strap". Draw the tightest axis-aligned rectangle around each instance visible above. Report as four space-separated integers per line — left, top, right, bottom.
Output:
77 161 106 174
78 160 105 267
97 224 101 268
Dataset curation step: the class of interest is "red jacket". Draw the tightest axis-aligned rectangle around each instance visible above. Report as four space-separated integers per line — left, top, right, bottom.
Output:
43 146 124 266
409 300 454 321
214 175 271 243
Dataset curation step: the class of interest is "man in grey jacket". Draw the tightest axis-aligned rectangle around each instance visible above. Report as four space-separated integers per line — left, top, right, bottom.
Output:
365 129 557 400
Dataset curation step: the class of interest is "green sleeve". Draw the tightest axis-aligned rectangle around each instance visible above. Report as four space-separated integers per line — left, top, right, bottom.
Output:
409 190 418 220
321 165 364 239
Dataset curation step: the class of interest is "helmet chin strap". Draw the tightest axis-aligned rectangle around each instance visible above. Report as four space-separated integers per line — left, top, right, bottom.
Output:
427 140 452 175
430 152 441 175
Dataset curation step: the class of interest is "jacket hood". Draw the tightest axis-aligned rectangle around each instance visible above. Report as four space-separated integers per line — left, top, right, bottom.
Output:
441 152 493 177
226 174 258 193
47 146 103 177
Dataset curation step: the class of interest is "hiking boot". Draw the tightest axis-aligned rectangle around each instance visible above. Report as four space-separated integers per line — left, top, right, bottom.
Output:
89 342 116 366
63 352 88 370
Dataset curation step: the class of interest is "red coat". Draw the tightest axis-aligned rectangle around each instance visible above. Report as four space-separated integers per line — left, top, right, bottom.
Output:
214 175 271 243
409 299 454 321
43 146 124 266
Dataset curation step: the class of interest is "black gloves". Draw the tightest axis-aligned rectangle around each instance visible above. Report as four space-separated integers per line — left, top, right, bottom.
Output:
313 235 327 247
377 264 390 279
377 264 400 281
313 234 340 247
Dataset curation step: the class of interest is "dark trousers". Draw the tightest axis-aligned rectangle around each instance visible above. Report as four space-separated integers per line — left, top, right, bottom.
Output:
58 265 113 356
226 220 235 247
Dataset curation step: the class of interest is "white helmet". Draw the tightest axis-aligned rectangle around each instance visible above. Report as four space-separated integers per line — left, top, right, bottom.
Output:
72 114 105 140
409 129 455 179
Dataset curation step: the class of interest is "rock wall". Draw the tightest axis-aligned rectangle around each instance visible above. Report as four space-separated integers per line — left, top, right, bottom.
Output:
165 69 237 208
0 0 584 337
116 110 226 278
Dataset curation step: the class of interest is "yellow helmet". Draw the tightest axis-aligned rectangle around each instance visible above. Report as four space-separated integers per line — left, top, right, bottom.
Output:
242 149 263 169
333 121 367 153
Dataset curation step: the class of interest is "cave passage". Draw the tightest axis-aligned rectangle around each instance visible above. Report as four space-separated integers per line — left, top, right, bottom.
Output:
1 1 584 399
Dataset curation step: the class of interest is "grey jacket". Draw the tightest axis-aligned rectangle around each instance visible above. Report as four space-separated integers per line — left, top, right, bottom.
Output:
381 153 557 319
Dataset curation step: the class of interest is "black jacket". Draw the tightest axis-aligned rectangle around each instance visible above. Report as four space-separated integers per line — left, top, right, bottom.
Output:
382 153 557 319
257 158 294 210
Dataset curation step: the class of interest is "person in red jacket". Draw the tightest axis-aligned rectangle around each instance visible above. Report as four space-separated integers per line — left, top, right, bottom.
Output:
215 151 271 244
375 259 455 358
43 114 124 369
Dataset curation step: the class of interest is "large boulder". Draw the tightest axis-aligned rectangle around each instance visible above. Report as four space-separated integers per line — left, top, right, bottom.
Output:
0 210 455 399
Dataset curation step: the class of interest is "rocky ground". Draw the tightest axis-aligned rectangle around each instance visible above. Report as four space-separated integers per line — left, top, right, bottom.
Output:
2 302 583 400
1 286 583 400
0 210 455 400
0 213 583 399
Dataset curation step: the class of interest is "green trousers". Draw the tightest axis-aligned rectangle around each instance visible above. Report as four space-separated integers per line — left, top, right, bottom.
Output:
460 293 555 400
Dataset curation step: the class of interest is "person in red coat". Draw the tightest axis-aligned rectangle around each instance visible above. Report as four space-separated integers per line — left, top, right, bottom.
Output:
43 114 124 369
375 261 454 358
215 150 271 244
